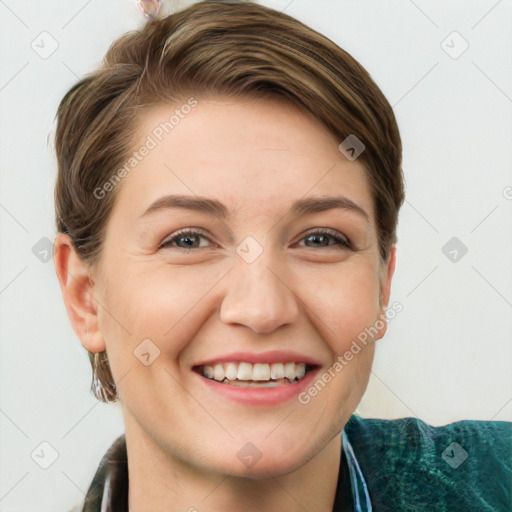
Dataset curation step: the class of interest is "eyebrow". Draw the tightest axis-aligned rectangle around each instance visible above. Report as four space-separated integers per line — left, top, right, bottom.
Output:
139 194 370 223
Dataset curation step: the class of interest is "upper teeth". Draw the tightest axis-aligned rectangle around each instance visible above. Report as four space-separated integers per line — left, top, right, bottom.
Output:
201 362 307 382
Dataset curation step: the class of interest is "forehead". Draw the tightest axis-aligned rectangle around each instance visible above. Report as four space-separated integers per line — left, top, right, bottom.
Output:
115 96 375 225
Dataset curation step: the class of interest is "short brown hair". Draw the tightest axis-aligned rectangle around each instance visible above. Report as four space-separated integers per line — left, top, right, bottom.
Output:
54 0 405 402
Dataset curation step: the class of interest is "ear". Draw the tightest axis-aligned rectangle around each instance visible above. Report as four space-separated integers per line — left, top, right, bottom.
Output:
53 232 106 353
375 245 397 340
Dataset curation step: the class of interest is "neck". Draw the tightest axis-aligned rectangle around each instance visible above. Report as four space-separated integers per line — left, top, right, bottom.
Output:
124 417 344 512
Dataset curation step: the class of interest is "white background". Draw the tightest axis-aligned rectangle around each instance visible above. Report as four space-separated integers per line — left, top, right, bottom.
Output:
0 0 511 510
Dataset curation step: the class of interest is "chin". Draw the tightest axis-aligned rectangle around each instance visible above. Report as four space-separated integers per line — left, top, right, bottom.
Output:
222 457 307 480
208 438 317 480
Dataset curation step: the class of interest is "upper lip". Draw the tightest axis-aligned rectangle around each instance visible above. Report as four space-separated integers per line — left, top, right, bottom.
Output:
192 350 322 368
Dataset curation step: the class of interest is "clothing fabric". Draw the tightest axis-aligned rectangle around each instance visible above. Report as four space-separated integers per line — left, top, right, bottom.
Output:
69 414 512 512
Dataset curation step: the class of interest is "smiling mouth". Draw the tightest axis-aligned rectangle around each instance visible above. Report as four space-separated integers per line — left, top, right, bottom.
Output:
193 361 316 387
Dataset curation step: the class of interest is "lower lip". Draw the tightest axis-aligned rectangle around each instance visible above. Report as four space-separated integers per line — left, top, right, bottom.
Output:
195 368 320 406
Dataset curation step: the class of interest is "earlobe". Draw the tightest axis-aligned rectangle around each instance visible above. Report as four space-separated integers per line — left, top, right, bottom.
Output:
53 233 106 353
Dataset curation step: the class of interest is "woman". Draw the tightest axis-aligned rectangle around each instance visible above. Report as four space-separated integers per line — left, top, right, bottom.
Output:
53 1 511 511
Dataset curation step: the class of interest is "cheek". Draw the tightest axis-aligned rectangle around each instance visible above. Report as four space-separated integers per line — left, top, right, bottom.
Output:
300 260 381 350
98 263 221 353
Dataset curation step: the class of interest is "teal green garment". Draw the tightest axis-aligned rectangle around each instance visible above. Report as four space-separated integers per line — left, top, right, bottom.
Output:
71 414 511 511
343 414 512 511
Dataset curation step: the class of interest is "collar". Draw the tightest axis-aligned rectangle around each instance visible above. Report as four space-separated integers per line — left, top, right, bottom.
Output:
342 430 373 511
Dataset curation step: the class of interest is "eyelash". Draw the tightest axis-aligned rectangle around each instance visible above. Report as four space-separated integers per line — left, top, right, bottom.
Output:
159 228 352 251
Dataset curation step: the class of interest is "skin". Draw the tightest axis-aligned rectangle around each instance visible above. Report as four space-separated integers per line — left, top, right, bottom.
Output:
54 96 396 512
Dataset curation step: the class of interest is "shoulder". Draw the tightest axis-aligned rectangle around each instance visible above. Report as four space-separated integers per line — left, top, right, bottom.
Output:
73 433 128 512
344 414 512 512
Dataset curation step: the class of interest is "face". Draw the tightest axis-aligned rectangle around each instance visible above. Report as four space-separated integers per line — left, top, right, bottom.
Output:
73 96 394 477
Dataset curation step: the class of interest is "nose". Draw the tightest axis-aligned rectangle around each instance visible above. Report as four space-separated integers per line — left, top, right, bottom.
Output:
219 255 300 334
